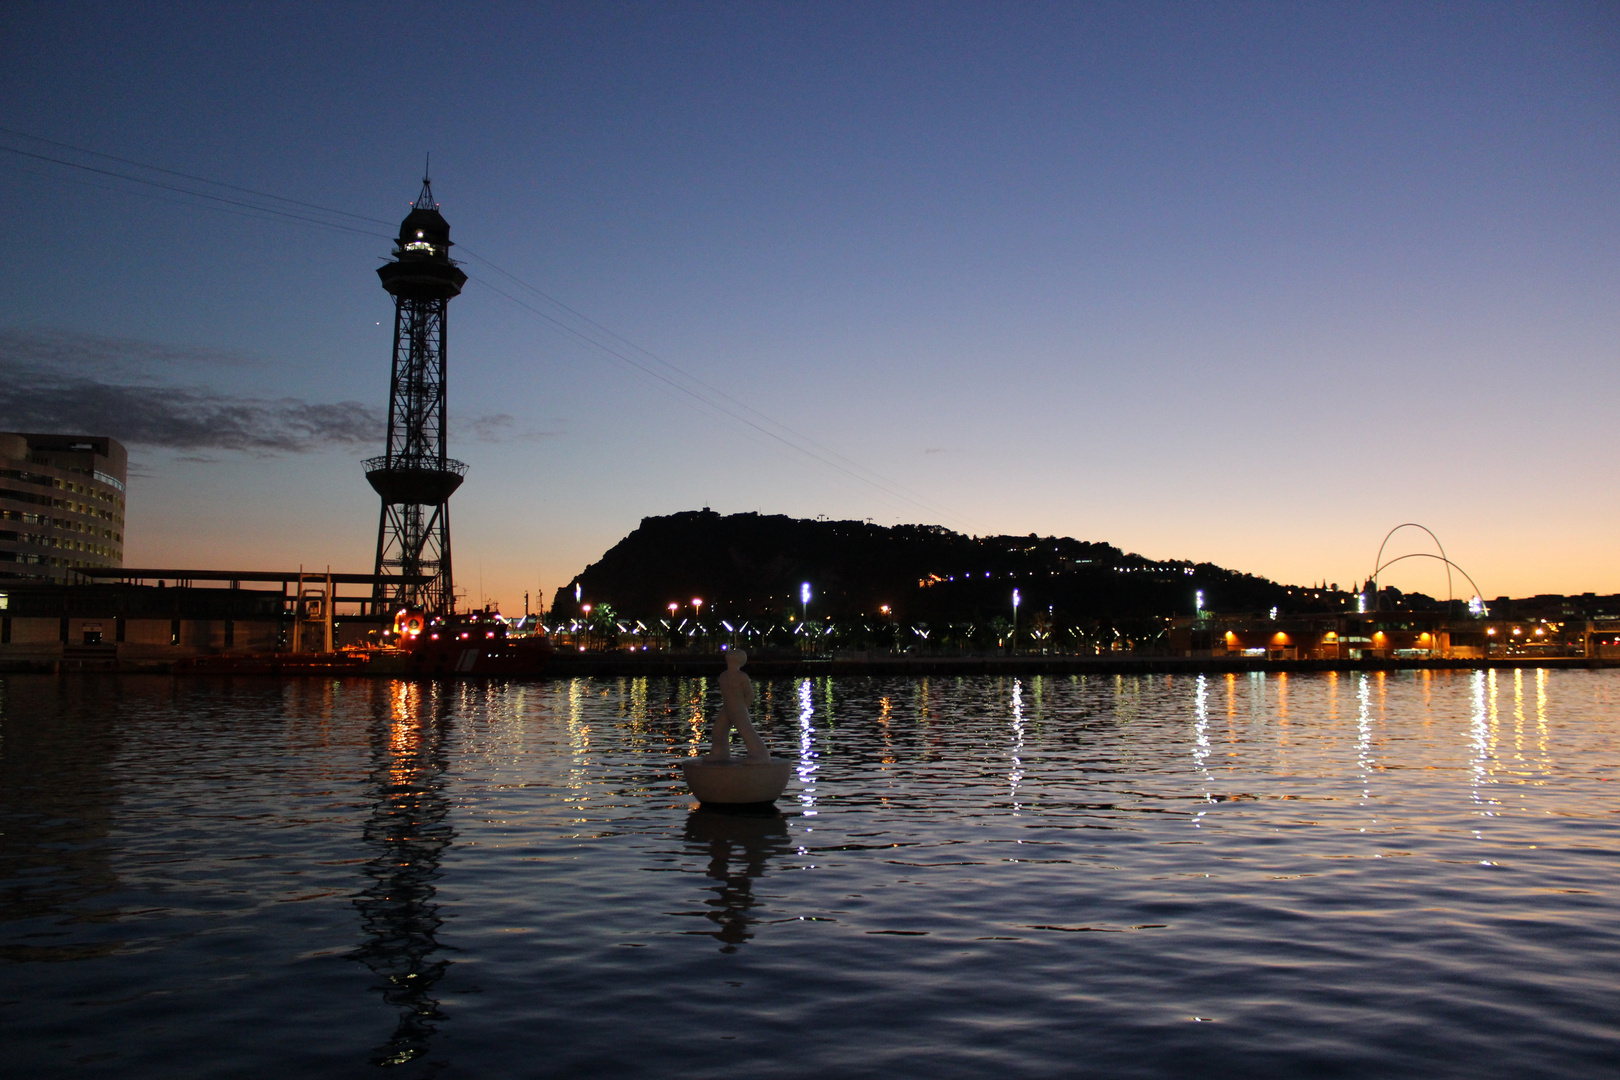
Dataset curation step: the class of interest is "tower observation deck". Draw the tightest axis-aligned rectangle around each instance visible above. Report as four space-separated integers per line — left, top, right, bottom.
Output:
366 174 468 615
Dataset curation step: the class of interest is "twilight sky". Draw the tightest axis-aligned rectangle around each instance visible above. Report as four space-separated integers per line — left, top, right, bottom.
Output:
3 1 1616 609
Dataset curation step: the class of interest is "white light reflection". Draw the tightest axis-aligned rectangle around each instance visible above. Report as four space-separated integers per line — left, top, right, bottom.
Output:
1192 673 1212 827
1470 669 1493 834
796 678 818 818
1356 673 1375 814
1536 668 1550 767
628 677 648 725
1009 678 1025 815
1513 668 1527 768
683 677 710 758
565 678 592 817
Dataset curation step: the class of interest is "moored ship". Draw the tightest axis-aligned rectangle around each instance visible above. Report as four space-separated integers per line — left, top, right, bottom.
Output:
174 606 553 678
379 606 555 676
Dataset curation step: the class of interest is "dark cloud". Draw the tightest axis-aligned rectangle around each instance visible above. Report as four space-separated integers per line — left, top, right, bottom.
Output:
0 329 381 454
0 327 260 378
0 328 548 454
462 412 558 444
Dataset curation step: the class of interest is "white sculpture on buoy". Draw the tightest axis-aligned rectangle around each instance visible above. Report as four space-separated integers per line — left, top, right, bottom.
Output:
707 647 769 763
680 649 792 804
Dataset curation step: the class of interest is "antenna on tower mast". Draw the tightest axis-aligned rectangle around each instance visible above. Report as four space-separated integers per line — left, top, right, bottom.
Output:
414 154 435 209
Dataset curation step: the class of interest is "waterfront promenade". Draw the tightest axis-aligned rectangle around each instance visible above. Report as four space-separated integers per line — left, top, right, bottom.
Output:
5 649 1613 678
545 651 1620 679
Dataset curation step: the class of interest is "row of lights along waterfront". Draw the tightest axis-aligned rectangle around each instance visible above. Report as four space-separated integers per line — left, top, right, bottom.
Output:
561 583 1050 654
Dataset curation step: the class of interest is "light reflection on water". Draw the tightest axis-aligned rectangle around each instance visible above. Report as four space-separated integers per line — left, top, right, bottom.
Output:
352 683 453 1067
796 678 818 819
1 670 1618 1078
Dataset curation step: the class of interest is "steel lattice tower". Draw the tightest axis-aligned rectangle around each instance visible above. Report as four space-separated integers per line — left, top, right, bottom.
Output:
366 175 468 616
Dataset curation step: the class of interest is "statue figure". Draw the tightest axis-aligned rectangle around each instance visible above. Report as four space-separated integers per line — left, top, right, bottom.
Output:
706 649 770 762
680 649 792 804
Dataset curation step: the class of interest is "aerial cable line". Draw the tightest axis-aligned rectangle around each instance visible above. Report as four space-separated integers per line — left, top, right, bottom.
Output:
0 127 978 530
457 245 977 531
472 274 871 477
0 125 394 227
0 129 972 526
0 126 968 524
0 155 393 241
0 132 881 501
0 144 391 240
468 272 974 527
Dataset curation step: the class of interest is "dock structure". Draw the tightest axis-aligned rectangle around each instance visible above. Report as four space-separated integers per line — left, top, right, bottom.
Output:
0 567 429 669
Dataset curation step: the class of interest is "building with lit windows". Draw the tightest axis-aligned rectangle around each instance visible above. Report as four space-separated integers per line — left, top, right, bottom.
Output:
0 432 127 583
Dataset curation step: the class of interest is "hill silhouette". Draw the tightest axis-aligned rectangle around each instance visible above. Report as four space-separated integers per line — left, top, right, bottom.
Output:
551 509 1345 627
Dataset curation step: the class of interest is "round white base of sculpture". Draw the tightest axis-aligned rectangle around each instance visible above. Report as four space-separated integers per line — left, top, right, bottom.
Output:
681 759 793 805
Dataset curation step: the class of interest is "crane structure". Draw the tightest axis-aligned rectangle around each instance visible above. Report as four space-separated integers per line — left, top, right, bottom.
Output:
365 174 468 616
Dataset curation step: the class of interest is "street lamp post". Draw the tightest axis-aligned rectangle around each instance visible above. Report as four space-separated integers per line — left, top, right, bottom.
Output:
800 582 812 654
1012 588 1020 655
668 602 678 650
692 598 703 651
580 603 592 651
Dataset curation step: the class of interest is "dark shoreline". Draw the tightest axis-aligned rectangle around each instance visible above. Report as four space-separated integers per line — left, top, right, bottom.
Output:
4 654 1614 678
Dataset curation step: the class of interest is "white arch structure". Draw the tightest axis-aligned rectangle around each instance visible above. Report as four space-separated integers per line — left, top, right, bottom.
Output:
1368 524 1487 612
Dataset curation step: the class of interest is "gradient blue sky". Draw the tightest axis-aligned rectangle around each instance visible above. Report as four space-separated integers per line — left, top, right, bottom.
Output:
4 1 1616 609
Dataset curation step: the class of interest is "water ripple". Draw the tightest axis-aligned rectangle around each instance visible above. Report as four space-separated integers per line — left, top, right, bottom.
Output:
1 670 1618 1077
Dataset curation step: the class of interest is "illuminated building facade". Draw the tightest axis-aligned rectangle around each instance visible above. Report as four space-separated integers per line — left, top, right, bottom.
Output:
0 432 127 584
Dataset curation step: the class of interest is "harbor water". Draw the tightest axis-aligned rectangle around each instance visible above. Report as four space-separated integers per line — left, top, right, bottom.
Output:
2 670 1617 1077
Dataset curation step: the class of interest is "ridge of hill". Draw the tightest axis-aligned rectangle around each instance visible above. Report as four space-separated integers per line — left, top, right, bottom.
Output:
550 509 1349 624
